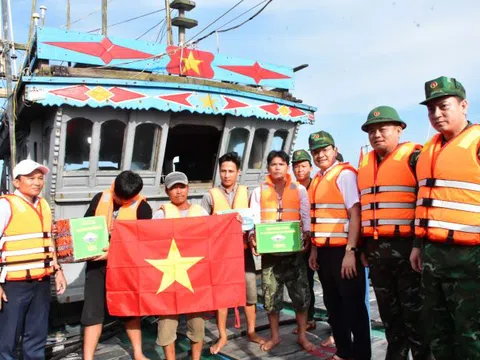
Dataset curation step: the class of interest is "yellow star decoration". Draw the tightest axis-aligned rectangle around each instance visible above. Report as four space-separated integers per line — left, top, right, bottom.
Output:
199 94 217 109
181 52 203 75
145 239 204 294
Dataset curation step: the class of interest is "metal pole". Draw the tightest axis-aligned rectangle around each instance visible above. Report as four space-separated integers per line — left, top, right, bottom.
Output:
1 0 16 189
66 0 70 30
165 0 172 46
28 0 37 41
101 0 107 35
178 8 185 46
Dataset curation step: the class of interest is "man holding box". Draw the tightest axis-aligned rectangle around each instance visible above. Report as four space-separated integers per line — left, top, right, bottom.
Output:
201 152 265 354
0 159 67 360
307 131 371 360
249 150 314 352
81 170 152 360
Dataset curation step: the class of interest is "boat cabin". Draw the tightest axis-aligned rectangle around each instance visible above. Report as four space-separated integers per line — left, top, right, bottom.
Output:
0 26 316 302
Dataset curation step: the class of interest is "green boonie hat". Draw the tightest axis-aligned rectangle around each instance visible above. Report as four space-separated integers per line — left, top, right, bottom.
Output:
361 105 407 132
308 130 335 151
420 76 466 105
292 149 311 164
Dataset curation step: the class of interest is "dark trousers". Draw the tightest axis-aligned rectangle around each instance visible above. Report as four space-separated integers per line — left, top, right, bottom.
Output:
366 239 429 360
317 246 371 360
0 279 51 360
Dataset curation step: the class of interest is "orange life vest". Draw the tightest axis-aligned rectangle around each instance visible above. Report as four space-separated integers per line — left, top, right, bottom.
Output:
209 185 249 213
161 203 205 218
260 173 301 223
415 125 480 245
309 163 356 247
0 195 54 282
358 142 421 239
95 189 144 231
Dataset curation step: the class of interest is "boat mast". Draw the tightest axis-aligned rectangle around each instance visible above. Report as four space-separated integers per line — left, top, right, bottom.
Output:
1 0 15 188
102 0 107 35
165 0 172 46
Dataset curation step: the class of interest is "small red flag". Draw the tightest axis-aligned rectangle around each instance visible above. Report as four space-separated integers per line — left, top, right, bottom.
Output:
106 213 246 316
166 46 215 79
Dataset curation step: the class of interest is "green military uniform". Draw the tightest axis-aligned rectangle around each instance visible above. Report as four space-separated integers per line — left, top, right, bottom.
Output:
415 77 480 360
291 149 315 321
360 106 429 360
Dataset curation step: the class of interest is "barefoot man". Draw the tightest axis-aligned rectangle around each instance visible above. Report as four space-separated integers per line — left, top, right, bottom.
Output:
249 150 315 352
201 152 266 354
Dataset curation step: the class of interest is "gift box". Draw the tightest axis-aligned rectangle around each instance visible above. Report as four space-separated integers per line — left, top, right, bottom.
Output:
255 221 301 254
54 216 109 263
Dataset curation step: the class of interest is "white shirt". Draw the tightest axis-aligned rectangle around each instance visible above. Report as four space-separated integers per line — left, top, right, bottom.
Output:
314 161 360 210
0 190 42 236
249 182 311 232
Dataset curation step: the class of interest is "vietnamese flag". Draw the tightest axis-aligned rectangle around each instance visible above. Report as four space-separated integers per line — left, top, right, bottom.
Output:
106 213 246 316
166 46 215 79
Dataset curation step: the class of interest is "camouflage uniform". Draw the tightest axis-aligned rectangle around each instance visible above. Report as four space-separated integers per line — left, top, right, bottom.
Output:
366 238 429 360
360 106 429 359
261 253 310 313
421 243 480 360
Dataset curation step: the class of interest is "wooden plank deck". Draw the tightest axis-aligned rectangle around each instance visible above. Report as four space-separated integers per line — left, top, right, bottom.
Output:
52 270 387 359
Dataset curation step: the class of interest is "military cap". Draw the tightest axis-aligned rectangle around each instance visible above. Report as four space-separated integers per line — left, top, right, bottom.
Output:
420 76 466 105
309 130 335 151
361 106 406 132
292 149 312 164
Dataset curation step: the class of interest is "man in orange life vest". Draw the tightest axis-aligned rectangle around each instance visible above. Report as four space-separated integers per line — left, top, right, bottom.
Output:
249 150 315 352
153 171 209 360
358 106 429 359
307 131 371 360
201 152 266 354
81 170 152 360
410 76 480 359
0 160 67 360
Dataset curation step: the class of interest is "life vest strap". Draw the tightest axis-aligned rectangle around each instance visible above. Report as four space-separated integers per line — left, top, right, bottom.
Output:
415 219 480 234
1 246 54 261
311 231 348 238
311 218 348 224
362 219 413 227
418 178 480 192
360 185 416 196
361 202 415 211
311 203 346 210
416 198 480 213
1 232 51 242
261 208 299 213
0 259 54 282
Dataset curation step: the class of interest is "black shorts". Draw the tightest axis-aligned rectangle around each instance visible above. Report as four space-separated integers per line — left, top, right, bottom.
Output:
81 261 108 326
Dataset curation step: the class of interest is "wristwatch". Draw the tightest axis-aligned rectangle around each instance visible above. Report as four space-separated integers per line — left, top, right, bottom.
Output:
346 245 358 252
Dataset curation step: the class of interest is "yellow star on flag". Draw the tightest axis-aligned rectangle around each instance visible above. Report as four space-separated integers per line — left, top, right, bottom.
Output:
199 94 218 109
145 239 204 294
181 52 203 75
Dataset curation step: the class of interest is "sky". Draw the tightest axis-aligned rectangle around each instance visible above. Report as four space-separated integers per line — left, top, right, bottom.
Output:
6 0 480 165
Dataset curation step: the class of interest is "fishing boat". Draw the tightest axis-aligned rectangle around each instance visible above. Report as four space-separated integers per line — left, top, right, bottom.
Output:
0 1 388 358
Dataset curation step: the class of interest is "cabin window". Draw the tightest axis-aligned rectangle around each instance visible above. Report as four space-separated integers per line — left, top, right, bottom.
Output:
163 124 221 183
98 120 125 170
248 128 269 169
131 123 161 171
226 128 249 165
64 118 93 171
271 129 288 151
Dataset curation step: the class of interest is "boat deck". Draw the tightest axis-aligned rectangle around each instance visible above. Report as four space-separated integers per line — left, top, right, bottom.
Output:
47 272 387 359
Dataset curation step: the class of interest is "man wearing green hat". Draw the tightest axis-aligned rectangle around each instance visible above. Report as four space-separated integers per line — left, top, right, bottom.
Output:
291 150 317 333
357 106 429 359
411 76 480 360
308 131 371 360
